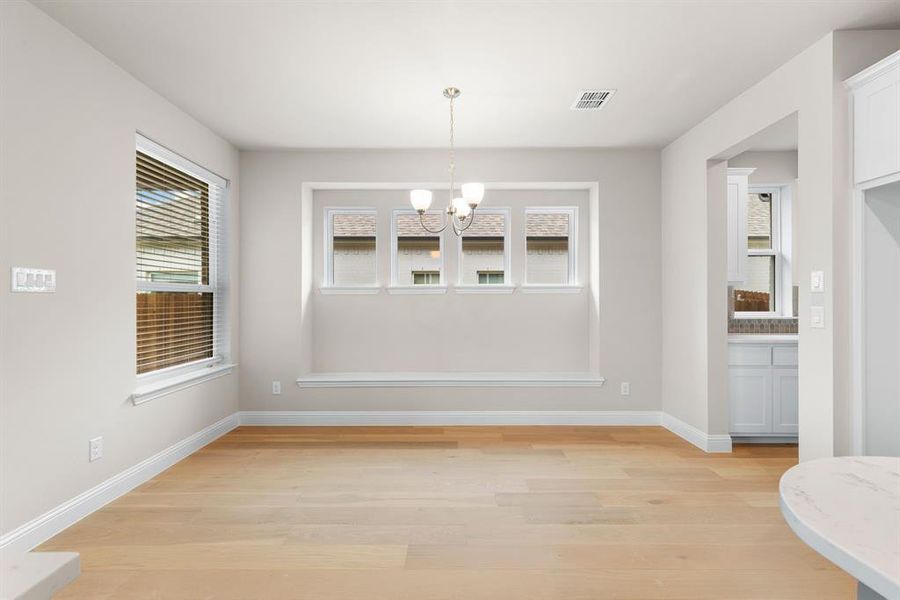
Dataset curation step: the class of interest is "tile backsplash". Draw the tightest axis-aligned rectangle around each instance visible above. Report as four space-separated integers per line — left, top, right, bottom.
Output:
727 285 799 334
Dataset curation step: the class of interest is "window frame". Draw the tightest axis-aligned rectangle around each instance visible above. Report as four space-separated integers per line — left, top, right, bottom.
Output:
389 208 446 292
734 186 792 319
134 135 229 386
456 207 512 289
522 206 579 290
323 207 379 291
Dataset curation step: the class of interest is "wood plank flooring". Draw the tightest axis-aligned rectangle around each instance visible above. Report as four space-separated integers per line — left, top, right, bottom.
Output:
39 426 852 599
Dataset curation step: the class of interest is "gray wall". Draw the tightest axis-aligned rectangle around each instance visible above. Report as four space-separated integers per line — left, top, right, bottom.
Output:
239 149 661 412
0 1 240 536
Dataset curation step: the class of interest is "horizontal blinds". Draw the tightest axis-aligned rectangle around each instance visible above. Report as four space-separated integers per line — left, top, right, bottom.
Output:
136 142 227 375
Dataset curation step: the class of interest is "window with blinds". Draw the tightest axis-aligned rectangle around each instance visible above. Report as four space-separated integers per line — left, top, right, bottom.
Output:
136 136 228 376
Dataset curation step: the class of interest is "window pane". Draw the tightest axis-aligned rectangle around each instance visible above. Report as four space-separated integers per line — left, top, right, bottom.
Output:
396 213 441 285
734 255 776 312
747 193 772 249
136 151 209 286
526 212 570 284
331 212 376 285
136 291 213 374
462 213 505 284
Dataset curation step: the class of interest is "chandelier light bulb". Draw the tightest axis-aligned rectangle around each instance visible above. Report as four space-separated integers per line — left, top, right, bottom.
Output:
461 182 485 206
452 197 472 219
410 189 433 213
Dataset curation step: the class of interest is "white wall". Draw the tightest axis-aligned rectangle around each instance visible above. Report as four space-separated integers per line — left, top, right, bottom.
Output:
729 151 798 185
660 31 900 460
239 149 661 412
0 1 240 537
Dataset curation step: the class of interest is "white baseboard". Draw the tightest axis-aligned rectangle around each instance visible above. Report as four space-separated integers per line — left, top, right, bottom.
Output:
239 410 660 426
661 413 733 453
0 413 239 557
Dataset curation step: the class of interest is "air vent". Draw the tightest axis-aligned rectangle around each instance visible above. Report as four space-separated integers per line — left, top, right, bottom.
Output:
570 89 616 111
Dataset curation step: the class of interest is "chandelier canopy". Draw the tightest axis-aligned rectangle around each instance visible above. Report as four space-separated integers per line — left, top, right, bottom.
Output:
409 87 484 236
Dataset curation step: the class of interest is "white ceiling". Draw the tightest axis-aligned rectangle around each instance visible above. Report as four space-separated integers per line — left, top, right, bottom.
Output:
34 1 900 150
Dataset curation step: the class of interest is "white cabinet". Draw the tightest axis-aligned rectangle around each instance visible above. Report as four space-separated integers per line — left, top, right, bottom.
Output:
728 339 798 439
847 50 900 185
727 168 755 284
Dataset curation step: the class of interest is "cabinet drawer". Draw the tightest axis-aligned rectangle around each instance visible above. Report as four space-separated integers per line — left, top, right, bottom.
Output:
728 345 772 366
773 346 798 366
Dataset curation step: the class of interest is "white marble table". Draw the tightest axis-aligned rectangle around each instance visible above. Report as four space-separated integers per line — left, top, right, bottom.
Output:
780 457 900 600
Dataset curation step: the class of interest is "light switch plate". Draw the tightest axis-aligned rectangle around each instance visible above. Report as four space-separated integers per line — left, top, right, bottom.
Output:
810 271 825 293
810 306 826 329
11 267 56 293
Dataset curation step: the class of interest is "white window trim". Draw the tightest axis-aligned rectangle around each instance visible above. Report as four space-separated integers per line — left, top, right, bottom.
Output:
455 207 511 289
733 186 793 319
322 207 379 292
524 206 579 289
390 207 445 293
134 134 230 398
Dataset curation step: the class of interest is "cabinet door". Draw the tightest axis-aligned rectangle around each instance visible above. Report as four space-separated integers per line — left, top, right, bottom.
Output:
726 175 748 284
772 367 799 434
729 366 772 434
853 63 900 184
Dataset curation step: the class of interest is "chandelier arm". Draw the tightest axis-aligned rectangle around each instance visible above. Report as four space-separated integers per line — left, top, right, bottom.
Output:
455 209 477 234
418 211 449 235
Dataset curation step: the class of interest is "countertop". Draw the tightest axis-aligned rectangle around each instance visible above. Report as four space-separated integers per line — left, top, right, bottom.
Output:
780 457 900 600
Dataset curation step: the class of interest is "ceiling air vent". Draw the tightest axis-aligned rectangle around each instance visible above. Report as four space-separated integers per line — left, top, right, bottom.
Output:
570 89 616 111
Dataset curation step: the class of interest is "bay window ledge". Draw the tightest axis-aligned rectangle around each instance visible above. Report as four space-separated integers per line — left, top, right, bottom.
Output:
455 285 515 294
132 363 236 406
387 285 448 295
520 285 583 294
319 286 381 295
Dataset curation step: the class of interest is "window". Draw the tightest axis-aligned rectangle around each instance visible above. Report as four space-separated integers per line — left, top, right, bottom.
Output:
734 188 790 316
325 209 377 286
478 271 505 284
136 136 227 376
392 210 443 286
413 271 441 285
525 207 577 285
459 208 510 286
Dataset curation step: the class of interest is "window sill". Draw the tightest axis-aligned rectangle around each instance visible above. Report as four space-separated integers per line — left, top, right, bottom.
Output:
131 363 235 406
455 285 515 294
732 314 797 320
520 285 583 294
319 286 381 295
387 285 448 295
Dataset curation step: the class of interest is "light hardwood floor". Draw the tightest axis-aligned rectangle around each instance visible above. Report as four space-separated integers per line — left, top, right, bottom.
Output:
40 426 852 599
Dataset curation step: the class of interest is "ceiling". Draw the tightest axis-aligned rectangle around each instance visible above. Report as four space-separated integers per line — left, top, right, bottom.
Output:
34 1 900 150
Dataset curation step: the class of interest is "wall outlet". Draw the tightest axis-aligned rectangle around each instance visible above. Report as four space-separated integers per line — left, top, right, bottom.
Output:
620 382 631 396
89 437 103 462
272 380 282 395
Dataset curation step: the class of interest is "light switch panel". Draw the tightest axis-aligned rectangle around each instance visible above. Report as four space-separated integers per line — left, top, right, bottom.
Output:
11 267 56 293
810 306 826 329
810 271 825 292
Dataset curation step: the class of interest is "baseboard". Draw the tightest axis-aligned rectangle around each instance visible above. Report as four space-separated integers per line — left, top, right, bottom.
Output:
0 413 239 556
661 413 733 453
239 410 661 426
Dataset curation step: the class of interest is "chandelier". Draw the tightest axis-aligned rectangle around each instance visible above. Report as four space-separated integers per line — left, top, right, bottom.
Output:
409 87 485 235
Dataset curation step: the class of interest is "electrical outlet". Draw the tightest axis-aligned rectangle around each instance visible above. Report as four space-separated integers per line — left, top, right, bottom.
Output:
272 380 282 395
620 382 631 396
89 437 103 462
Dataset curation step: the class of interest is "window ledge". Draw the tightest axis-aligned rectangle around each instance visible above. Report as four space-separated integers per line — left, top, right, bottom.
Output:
520 285 583 294
732 314 797 320
387 285 448 295
132 363 235 406
455 285 515 294
319 286 381 295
